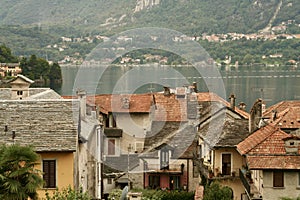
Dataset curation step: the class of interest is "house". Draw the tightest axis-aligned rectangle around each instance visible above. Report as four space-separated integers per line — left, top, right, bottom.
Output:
140 87 200 192
236 100 300 200
0 63 22 77
196 94 250 200
88 93 153 195
1 75 105 199
237 125 300 200
0 75 79 199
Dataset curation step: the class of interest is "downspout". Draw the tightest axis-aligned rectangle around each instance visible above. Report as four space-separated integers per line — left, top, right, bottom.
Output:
187 159 189 191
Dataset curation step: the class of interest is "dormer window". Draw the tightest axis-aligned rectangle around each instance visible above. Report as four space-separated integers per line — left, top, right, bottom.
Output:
160 149 169 170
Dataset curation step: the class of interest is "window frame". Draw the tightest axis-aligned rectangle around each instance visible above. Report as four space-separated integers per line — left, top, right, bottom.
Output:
42 159 56 188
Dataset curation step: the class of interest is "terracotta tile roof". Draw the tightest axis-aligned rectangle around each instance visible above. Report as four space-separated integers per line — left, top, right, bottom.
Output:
264 100 300 118
196 92 249 119
237 124 300 169
63 91 249 122
88 94 152 114
247 155 300 170
267 106 300 129
237 125 285 155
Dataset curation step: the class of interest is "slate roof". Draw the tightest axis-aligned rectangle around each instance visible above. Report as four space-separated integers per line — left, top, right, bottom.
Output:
0 88 60 100
199 107 250 148
104 154 140 172
141 122 197 159
237 124 300 169
0 99 79 152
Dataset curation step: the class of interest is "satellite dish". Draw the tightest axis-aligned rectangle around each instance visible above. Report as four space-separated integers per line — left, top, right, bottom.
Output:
120 186 128 200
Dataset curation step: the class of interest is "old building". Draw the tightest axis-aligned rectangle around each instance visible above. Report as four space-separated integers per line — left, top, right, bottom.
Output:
237 125 300 200
1 75 104 199
197 94 250 200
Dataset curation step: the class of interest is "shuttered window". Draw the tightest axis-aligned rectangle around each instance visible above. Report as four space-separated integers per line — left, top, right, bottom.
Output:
43 160 56 188
108 139 115 155
273 170 284 187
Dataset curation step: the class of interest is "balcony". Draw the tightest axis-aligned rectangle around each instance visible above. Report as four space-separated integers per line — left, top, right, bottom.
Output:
239 169 262 200
145 163 184 174
210 168 241 180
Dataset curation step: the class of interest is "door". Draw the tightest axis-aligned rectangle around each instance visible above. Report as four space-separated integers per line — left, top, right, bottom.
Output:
222 153 231 175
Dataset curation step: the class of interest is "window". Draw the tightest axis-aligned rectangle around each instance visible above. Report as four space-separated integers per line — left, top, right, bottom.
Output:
222 153 231 175
107 178 112 184
43 160 56 188
17 91 23 95
160 149 169 170
273 170 284 187
149 175 160 189
108 139 115 155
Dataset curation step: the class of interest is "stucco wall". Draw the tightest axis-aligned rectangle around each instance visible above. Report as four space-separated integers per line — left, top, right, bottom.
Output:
117 113 150 138
262 170 300 200
36 152 75 199
213 148 245 200
214 148 243 176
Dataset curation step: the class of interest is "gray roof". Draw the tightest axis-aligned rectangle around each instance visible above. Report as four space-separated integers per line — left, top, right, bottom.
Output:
199 107 250 148
0 99 79 152
141 121 197 159
0 88 60 100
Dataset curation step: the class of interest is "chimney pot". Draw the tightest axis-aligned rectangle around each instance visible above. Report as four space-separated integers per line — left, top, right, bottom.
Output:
229 94 236 110
163 86 171 96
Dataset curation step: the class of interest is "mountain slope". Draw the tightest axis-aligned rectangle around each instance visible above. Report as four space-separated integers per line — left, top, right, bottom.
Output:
0 0 298 35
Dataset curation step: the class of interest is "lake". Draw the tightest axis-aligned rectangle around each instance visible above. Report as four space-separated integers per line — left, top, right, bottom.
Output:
59 65 300 111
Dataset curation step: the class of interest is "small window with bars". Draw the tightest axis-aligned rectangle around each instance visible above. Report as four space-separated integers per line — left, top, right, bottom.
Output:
43 160 56 188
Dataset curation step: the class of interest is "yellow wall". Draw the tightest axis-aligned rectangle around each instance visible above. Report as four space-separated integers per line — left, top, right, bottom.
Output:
35 152 75 199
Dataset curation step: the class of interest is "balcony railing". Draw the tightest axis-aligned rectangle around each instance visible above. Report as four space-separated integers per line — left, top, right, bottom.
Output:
145 163 183 173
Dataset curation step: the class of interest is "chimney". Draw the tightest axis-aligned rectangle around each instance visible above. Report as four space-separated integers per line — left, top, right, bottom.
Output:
77 89 87 120
249 98 263 133
272 110 277 121
229 94 236 110
163 86 171 96
122 97 130 109
238 102 246 111
192 82 198 93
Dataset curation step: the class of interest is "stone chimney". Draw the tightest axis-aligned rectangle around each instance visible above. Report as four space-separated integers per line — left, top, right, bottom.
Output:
192 82 198 93
238 102 246 111
249 98 263 133
229 94 236 110
163 86 171 96
122 97 130 109
77 89 87 120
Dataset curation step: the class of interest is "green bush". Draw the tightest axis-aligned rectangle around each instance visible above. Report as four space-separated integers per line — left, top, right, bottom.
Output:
44 186 91 200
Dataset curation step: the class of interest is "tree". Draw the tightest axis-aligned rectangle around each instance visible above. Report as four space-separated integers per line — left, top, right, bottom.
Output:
203 181 233 200
0 144 43 200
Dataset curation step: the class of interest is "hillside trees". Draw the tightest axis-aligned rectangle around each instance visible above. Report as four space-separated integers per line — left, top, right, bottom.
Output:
0 44 18 63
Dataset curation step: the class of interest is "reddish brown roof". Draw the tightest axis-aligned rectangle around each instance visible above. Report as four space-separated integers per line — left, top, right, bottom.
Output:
267 106 300 129
237 124 300 169
89 94 152 114
247 155 300 170
63 91 249 121
196 92 249 119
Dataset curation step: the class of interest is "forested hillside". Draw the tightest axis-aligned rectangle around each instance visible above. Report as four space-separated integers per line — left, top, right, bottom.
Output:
0 0 299 62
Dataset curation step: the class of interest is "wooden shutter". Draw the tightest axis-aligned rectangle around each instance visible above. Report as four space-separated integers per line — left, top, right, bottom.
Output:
273 170 284 187
43 160 56 188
